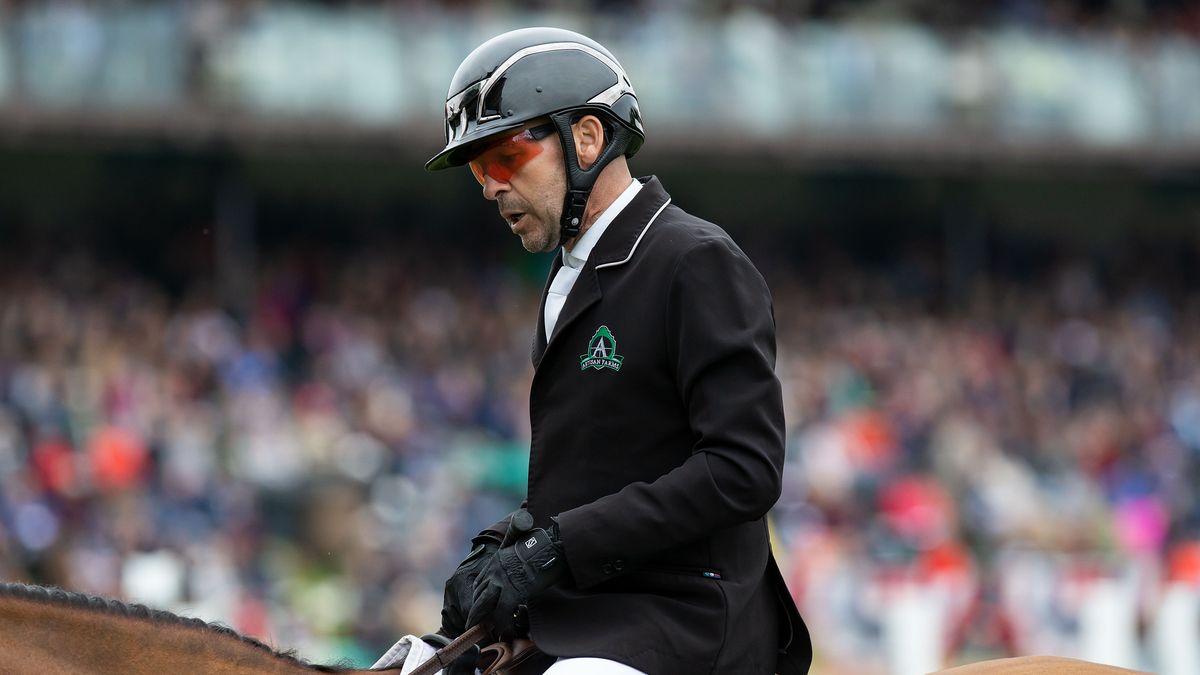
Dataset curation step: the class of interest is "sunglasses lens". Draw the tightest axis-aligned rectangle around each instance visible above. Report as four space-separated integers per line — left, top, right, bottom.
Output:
468 129 545 186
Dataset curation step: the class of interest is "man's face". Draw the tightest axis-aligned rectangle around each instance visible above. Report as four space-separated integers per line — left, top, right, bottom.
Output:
468 123 565 253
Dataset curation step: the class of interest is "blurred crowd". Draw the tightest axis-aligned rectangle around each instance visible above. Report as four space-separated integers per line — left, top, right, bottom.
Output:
496 0 1200 34
199 0 1200 35
2 241 1200 671
768 257 1200 669
0 246 542 664
122 0 1200 34
4 0 1200 150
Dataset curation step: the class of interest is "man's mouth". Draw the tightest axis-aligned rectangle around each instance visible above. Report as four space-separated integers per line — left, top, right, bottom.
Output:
506 212 526 229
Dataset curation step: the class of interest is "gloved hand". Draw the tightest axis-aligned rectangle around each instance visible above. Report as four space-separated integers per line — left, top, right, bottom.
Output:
467 517 567 640
440 509 534 638
440 534 501 639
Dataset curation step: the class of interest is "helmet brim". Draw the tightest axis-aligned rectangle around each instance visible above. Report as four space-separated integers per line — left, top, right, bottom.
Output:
425 119 527 172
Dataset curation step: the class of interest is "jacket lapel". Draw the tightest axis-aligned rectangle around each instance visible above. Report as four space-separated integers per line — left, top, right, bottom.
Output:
543 263 601 355
532 253 562 367
533 176 672 370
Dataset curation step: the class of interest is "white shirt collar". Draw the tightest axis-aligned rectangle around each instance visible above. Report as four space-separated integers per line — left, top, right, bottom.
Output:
562 179 642 270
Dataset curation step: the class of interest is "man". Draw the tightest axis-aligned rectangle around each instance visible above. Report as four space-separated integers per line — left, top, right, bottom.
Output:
426 27 811 675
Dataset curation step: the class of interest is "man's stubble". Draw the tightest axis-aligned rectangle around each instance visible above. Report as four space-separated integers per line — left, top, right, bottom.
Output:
508 163 567 254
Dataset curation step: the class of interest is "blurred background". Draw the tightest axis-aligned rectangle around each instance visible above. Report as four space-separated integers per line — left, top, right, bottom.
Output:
1 1 1200 673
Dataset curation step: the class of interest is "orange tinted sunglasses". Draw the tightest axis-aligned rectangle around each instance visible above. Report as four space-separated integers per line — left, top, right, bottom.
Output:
468 124 556 186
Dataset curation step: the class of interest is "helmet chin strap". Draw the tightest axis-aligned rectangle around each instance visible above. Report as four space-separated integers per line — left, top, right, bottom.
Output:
550 111 637 243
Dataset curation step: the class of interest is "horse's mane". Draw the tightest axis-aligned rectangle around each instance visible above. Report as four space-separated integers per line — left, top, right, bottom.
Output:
0 582 355 672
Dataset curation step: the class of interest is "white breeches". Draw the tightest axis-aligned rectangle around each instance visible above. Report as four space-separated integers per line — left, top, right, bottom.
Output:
543 657 649 675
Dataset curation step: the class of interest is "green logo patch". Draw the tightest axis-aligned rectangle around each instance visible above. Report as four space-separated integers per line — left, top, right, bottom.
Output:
580 325 624 372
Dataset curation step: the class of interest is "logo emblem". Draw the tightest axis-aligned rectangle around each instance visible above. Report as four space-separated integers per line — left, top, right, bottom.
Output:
580 325 624 372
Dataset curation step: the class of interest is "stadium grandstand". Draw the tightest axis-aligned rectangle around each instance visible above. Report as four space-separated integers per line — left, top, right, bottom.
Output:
1 1 1199 674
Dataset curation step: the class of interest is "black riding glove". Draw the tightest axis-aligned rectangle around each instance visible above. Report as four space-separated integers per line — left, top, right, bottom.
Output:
467 518 567 640
440 509 534 637
440 534 501 639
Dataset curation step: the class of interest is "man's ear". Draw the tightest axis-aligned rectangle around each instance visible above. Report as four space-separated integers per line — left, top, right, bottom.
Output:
572 115 606 170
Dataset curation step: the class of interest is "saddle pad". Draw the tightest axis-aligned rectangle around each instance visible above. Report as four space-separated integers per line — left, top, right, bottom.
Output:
371 634 443 674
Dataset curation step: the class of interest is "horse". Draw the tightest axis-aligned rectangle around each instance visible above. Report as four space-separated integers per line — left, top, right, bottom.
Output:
0 582 401 674
0 581 1151 674
931 656 1148 674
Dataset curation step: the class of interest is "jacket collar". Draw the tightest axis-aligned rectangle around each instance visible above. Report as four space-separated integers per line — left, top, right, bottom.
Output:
589 175 671 269
532 176 672 367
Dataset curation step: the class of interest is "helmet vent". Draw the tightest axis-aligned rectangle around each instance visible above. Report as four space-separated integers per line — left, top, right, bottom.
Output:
481 77 507 121
444 81 482 143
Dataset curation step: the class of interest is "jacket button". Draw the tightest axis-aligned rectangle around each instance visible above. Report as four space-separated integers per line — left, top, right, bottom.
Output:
601 563 614 575
613 560 625 572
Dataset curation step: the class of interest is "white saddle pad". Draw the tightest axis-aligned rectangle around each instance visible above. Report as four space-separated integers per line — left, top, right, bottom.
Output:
371 634 443 674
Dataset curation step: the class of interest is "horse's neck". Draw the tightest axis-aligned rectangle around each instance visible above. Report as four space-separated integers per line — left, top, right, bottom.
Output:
0 595 323 675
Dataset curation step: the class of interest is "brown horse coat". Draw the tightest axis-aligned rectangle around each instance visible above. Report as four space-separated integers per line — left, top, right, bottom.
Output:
933 655 1150 675
0 583 400 674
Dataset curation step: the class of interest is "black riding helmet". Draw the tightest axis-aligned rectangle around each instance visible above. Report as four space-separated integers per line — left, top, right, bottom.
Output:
426 27 645 240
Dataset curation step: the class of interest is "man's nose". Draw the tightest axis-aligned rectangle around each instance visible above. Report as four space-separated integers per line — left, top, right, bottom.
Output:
481 175 508 201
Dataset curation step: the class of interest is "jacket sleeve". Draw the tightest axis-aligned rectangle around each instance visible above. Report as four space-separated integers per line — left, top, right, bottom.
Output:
557 237 785 589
